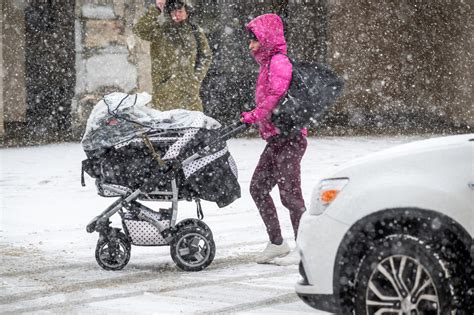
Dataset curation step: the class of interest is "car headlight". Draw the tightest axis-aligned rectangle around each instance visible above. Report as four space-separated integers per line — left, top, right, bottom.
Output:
309 178 349 215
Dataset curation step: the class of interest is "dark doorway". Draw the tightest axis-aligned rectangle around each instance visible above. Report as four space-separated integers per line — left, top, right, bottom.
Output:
24 0 76 142
193 0 328 126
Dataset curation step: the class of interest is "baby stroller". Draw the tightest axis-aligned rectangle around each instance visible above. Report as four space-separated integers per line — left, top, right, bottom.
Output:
81 92 247 271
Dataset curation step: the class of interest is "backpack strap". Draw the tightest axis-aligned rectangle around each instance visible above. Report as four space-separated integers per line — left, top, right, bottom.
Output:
268 52 293 70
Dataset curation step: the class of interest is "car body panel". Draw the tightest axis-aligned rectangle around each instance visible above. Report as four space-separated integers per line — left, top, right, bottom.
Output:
296 134 474 300
324 134 473 233
296 211 349 294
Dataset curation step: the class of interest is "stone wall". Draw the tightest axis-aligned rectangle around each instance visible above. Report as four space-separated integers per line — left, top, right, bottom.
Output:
0 0 3 137
72 0 143 137
71 0 328 129
2 0 472 142
326 0 473 133
2 0 27 129
3 1 76 144
67 0 474 136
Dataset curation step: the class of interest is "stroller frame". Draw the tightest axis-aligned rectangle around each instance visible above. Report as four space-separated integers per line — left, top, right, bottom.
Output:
86 122 247 272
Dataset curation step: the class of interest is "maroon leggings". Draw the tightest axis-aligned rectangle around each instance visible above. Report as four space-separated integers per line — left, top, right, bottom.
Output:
250 133 307 245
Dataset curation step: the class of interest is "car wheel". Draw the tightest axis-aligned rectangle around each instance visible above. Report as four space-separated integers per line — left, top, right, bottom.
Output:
353 235 456 314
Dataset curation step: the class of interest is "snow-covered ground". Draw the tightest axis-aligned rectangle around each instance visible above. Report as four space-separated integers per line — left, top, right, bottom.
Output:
0 135 425 314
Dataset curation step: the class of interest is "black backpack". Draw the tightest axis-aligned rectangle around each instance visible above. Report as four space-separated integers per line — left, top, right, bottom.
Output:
271 55 344 135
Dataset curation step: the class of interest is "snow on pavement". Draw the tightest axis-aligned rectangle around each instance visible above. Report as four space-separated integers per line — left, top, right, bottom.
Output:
0 136 423 314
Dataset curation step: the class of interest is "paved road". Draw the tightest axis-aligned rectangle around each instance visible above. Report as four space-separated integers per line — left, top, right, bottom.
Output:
1 240 324 314
1 137 416 314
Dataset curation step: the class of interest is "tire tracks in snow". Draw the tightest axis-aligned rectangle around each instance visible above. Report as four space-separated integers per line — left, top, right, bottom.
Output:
1 256 295 314
0 240 264 278
0 254 254 305
196 293 300 314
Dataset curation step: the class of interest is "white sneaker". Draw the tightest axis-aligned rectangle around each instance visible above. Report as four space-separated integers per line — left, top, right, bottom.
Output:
256 240 291 264
272 248 300 266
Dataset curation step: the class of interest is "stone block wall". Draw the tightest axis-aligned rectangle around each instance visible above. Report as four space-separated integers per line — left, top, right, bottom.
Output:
0 0 3 137
2 0 27 136
325 0 473 133
70 0 474 138
3 0 471 143
72 1 144 137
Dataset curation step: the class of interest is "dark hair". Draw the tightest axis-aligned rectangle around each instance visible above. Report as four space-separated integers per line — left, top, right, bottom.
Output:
165 0 192 14
248 30 258 42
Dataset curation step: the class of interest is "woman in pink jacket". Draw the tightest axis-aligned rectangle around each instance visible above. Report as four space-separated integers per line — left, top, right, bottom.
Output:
241 14 307 265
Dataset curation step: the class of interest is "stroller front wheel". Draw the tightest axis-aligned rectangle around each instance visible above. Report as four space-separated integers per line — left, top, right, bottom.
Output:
95 232 131 271
170 225 215 272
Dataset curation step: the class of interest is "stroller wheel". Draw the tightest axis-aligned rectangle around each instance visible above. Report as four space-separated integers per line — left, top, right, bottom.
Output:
176 218 213 239
170 225 215 272
95 233 131 271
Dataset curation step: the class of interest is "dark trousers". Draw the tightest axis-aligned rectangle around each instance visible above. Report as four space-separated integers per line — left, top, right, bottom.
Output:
250 133 307 245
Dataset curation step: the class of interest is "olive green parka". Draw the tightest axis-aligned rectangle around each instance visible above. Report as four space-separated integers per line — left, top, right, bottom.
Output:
133 6 212 111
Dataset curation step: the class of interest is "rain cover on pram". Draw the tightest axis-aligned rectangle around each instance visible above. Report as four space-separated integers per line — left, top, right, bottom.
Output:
81 92 241 208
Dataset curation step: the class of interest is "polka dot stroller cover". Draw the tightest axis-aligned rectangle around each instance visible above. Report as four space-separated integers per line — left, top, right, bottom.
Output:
81 92 241 208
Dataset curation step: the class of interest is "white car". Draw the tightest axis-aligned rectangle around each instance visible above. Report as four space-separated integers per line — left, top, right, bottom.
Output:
295 134 474 314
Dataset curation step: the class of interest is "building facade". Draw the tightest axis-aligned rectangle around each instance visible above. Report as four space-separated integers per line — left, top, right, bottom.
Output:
1 0 473 143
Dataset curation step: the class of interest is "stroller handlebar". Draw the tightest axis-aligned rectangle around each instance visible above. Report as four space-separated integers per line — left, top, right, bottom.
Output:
179 121 249 167
216 121 249 143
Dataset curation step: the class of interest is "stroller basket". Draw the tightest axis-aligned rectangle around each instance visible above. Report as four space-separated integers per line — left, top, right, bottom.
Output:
123 209 171 246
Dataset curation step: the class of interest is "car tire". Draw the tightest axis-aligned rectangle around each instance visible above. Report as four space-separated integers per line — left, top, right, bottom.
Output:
353 234 456 314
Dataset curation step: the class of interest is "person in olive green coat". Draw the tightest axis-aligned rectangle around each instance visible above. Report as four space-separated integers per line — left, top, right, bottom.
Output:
133 0 212 111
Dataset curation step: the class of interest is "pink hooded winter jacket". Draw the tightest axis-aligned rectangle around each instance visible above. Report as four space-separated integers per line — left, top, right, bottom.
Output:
241 14 294 140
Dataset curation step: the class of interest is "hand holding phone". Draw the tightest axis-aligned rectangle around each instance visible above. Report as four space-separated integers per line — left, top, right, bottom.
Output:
156 0 166 12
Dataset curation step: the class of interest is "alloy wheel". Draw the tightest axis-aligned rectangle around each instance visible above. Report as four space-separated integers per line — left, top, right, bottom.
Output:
365 255 439 314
